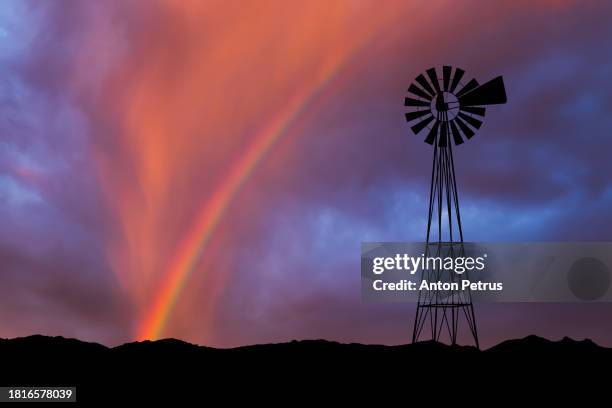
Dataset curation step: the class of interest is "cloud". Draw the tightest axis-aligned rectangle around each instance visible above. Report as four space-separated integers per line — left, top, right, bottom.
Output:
2 0 612 347
0 1 129 344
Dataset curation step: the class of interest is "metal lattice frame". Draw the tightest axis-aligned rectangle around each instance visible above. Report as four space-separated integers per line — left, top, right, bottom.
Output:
412 110 479 348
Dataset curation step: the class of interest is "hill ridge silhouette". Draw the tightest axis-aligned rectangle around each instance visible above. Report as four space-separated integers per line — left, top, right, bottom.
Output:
0 334 612 352
1 333 609 402
0 333 608 351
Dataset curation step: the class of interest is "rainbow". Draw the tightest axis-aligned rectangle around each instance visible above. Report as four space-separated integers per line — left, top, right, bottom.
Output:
137 51 365 341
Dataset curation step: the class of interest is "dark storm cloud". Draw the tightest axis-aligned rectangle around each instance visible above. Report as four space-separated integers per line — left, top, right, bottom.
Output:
0 2 129 344
0 243 129 344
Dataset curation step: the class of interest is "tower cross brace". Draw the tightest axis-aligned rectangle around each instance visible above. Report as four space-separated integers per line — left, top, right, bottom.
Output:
411 110 479 348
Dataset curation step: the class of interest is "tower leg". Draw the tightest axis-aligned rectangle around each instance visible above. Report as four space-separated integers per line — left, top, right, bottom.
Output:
412 134 479 348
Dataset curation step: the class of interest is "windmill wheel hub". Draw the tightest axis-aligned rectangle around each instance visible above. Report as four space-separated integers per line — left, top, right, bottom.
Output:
432 92 459 120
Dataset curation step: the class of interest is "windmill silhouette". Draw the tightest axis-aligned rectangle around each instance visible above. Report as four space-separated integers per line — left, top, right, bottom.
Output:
404 66 507 347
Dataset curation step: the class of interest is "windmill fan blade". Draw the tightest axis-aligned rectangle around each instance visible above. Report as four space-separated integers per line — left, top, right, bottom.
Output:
450 120 463 145
411 115 435 134
455 78 479 98
443 66 452 91
460 106 486 116
424 120 439 145
438 121 448 147
416 74 436 97
426 68 441 94
457 112 482 129
454 116 475 139
405 109 431 123
404 97 430 107
449 68 464 93
408 84 432 101
458 76 507 107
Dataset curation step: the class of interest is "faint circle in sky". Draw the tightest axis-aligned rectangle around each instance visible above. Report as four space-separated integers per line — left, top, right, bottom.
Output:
567 257 610 301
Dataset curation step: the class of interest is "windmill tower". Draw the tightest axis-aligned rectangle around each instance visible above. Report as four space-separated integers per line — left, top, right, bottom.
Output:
404 66 507 348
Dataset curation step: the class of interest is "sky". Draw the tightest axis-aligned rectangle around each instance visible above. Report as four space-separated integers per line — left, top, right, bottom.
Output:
1 0 612 348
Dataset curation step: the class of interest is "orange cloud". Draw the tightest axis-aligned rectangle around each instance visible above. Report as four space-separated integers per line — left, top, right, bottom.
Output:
82 0 406 340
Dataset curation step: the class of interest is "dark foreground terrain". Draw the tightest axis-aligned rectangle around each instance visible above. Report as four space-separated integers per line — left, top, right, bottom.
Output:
0 335 609 403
